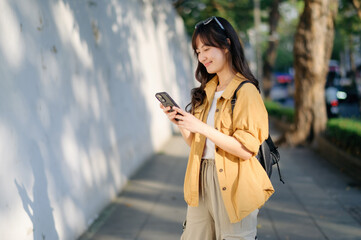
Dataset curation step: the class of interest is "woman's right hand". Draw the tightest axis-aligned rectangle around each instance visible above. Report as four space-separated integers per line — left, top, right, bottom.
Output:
160 103 194 146
160 104 179 125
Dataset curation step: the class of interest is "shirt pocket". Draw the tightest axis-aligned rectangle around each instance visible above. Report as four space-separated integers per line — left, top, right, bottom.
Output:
220 108 234 135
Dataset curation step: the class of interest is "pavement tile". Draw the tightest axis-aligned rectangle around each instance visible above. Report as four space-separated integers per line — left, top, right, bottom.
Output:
79 130 361 240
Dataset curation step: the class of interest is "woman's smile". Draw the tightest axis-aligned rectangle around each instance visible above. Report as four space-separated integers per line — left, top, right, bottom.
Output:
203 61 212 67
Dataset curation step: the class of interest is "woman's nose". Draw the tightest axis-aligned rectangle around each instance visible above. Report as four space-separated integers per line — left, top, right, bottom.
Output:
198 53 206 63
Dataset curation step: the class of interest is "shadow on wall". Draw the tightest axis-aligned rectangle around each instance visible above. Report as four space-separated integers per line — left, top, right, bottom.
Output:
0 0 191 239
148 3 195 108
14 141 59 240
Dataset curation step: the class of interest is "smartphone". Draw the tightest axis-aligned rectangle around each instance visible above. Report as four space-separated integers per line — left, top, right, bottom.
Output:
155 92 180 110
155 92 183 119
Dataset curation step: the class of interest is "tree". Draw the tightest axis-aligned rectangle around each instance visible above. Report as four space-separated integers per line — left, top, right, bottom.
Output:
352 0 361 18
262 0 281 97
336 0 361 81
281 0 338 145
273 1 304 72
173 0 255 37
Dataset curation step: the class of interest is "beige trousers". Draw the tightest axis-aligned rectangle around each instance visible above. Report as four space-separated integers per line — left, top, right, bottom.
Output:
181 159 258 240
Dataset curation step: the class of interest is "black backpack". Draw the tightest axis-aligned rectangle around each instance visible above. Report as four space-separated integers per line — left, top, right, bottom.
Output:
231 81 285 184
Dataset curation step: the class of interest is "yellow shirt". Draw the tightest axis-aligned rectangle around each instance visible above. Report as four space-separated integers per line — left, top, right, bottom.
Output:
183 73 275 223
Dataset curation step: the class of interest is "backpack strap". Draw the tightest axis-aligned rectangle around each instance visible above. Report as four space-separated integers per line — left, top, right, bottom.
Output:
231 80 285 184
275 159 285 184
231 80 253 112
265 135 278 153
266 135 285 184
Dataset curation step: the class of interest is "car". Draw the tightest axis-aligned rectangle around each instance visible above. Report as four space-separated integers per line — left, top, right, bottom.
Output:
325 60 361 117
337 85 360 104
270 83 289 103
325 84 339 118
325 66 341 118
270 73 294 103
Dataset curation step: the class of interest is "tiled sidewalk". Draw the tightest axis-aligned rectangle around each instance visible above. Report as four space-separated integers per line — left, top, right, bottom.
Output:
79 132 361 240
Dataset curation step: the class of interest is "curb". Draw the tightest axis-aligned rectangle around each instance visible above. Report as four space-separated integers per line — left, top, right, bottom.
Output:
269 117 361 184
269 116 292 133
315 135 361 184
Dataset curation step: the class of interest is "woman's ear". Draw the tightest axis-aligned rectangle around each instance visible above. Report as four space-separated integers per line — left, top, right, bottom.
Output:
227 38 231 45
224 38 231 53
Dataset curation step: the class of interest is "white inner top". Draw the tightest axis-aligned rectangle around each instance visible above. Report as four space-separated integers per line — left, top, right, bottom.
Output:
202 90 224 159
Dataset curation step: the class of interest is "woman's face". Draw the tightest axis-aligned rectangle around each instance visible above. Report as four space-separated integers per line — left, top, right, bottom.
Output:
195 36 229 75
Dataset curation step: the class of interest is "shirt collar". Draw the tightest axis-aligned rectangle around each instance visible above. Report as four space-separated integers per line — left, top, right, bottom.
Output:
204 75 218 103
204 73 247 101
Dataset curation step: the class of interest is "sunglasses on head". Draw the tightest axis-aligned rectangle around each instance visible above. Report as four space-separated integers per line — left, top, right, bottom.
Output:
195 16 225 30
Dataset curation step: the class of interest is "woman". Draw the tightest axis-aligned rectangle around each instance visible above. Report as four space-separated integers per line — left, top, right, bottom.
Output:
160 16 274 240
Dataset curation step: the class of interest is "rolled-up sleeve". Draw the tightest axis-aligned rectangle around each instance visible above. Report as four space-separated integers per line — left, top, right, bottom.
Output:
232 84 269 156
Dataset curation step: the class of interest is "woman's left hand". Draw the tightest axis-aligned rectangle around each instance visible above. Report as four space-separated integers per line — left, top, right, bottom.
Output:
173 107 205 134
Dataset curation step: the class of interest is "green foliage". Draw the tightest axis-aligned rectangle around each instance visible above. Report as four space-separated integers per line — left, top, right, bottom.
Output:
264 100 294 123
174 0 255 37
331 29 346 60
332 0 361 60
273 1 303 72
174 0 360 75
326 118 361 159
274 36 294 72
337 0 361 36
265 100 361 159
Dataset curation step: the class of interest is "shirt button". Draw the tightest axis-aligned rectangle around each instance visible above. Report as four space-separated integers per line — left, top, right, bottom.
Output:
216 109 219 112
222 187 227 191
219 169 223 172
215 127 218 130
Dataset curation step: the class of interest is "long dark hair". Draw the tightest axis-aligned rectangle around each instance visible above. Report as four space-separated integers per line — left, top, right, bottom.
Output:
186 17 259 113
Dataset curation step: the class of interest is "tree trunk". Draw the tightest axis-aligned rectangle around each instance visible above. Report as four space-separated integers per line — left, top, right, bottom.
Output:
283 0 338 146
348 36 358 85
352 0 361 19
263 0 281 98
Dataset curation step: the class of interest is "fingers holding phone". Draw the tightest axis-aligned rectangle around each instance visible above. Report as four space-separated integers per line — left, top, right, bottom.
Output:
156 92 183 124
160 103 179 124
171 107 203 133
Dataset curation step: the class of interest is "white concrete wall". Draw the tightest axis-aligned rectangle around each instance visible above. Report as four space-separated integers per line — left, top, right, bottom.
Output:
0 0 194 239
